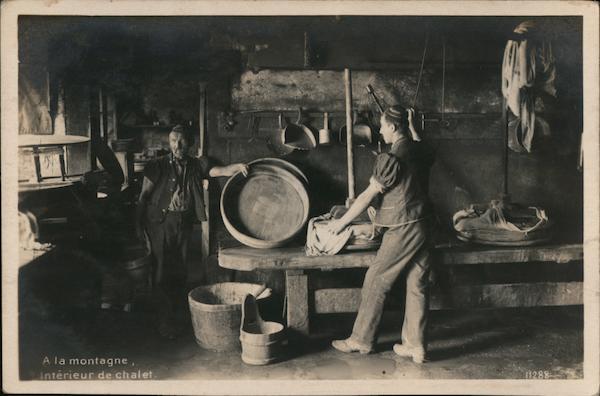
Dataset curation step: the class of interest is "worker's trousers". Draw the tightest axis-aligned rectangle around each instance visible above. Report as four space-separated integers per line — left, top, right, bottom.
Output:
351 219 433 350
146 211 193 320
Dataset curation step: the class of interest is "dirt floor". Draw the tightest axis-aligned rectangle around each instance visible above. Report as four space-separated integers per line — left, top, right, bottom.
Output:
19 302 583 381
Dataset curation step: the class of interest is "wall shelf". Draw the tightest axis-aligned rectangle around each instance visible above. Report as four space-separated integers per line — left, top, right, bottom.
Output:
122 125 176 129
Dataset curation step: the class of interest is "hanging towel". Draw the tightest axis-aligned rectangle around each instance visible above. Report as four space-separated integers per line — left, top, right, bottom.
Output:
501 21 556 153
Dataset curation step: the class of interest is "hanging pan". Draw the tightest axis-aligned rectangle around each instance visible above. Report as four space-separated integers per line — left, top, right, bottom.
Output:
339 110 373 147
281 108 317 150
266 113 294 156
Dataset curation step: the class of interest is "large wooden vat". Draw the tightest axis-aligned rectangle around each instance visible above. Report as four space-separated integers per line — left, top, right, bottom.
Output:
221 160 309 249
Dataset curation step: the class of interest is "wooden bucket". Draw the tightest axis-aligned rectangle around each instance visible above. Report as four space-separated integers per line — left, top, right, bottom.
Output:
188 283 272 352
221 162 310 249
240 294 286 365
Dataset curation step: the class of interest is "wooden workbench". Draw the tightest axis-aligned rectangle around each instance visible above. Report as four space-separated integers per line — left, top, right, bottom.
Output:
219 243 583 336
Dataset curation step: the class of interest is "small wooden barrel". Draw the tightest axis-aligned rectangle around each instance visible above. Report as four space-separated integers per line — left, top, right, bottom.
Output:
221 162 310 249
240 294 286 365
188 283 272 352
240 322 286 365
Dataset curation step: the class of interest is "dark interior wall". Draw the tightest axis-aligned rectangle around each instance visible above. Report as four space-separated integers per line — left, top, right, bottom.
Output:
19 16 583 257
201 16 582 244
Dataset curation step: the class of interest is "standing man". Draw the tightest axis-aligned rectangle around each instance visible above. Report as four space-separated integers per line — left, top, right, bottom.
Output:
136 124 248 338
329 106 435 363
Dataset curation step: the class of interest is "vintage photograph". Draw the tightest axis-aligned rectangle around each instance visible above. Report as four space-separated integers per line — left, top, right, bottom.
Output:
2 1 599 395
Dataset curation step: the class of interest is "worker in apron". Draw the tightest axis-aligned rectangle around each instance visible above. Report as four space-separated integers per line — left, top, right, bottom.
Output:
136 125 248 339
328 106 435 363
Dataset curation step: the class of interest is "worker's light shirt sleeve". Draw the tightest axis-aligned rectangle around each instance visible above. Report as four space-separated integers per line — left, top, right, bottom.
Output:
371 153 402 193
369 177 386 194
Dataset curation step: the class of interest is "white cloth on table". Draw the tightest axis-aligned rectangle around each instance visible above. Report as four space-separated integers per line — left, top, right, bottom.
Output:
305 213 381 257
305 213 353 256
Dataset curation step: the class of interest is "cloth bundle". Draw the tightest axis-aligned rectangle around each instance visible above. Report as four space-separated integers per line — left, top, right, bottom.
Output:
305 213 382 256
453 200 552 246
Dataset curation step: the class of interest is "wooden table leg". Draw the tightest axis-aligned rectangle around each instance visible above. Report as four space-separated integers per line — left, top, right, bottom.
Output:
32 147 42 183
58 146 66 181
285 269 310 337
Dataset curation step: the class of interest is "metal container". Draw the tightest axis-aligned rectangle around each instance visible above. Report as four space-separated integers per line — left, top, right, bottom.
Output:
339 111 373 147
280 109 316 151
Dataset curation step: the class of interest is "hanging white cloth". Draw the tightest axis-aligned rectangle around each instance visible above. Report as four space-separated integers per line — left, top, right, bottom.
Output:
501 21 556 153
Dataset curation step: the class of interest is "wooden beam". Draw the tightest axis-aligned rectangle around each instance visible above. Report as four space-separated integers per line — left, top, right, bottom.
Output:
439 244 584 265
314 288 361 313
430 281 583 309
314 282 583 313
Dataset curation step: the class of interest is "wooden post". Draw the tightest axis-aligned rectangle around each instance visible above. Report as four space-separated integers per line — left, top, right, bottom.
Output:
344 68 355 205
198 82 210 262
32 147 42 183
501 97 509 200
58 146 66 181
285 269 310 337
98 87 105 144
89 86 97 171
106 93 118 141
199 82 207 157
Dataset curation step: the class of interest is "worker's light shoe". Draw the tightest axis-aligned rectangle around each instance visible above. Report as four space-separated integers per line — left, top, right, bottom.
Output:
393 343 427 364
331 338 373 354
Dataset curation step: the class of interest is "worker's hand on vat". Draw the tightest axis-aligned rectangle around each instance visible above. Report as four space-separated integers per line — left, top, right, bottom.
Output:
232 163 249 177
209 163 249 177
230 163 250 177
